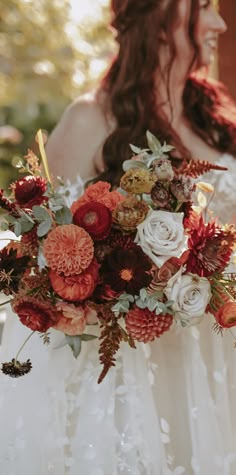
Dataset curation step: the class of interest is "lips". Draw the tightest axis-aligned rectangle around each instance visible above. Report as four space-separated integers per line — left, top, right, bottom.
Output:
205 37 218 49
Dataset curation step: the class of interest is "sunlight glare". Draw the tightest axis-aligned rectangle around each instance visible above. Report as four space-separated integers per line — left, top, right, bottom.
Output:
69 0 109 23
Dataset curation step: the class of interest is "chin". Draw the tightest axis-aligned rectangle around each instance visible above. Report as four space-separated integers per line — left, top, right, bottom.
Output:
199 48 217 68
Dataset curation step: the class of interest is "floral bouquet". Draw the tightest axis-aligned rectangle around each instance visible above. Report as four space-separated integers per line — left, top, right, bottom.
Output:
0 130 236 383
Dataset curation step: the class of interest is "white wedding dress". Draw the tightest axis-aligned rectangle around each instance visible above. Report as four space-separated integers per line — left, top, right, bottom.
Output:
0 154 236 475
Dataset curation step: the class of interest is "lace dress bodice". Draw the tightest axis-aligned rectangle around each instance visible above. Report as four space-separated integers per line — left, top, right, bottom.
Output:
202 154 236 224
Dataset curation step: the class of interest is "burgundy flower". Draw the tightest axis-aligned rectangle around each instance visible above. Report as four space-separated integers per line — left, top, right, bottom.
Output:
186 217 235 277
0 248 30 294
12 296 58 332
106 229 137 250
73 202 112 240
0 189 17 214
1 359 32 378
170 176 195 202
151 181 170 208
14 176 47 209
101 247 152 295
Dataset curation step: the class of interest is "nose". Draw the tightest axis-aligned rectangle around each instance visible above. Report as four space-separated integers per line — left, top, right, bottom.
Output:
213 10 227 35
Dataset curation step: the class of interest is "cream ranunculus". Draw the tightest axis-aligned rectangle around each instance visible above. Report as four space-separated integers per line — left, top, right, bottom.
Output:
135 210 186 267
164 268 212 325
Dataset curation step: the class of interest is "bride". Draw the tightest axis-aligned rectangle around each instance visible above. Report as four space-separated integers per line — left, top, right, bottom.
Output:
1 0 236 474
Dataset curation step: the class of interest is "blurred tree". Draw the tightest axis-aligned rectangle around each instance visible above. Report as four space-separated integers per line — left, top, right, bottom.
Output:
1 0 76 107
0 0 114 188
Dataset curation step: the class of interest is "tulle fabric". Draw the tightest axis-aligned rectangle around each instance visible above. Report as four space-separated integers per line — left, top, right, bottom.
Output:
0 155 236 474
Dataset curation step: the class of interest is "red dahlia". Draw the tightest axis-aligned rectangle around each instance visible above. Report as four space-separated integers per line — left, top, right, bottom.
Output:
73 201 112 240
101 247 152 295
14 176 47 209
126 306 173 342
186 217 235 277
49 258 99 302
12 296 58 332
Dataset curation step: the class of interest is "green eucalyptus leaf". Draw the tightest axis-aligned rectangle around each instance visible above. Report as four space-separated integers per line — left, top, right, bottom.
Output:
37 219 52 237
55 206 73 225
118 293 135 303
65 335 82 358
4 215 17 224
129 144 142 154
147 299 159 312
21 210 35 224
18 217 34 233
139 288 148 300
14 221 22 237
32 205 51 222
135 299 147 309
162 144 175 153
146 130 162 153
80 334 97 342
0 222 9 231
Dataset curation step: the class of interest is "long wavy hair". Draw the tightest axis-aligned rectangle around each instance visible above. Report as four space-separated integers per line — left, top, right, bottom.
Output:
97 0 236 186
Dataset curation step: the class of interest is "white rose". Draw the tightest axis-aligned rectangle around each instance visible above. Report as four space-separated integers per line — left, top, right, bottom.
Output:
164 268 212 325
135 210 186 267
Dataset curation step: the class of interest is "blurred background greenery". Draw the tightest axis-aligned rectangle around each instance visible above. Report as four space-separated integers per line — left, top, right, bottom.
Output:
0 0 114 188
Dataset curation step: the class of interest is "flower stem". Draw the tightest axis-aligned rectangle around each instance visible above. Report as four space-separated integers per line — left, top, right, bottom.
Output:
0 238 19 241
229 329 236 342
175 202 182 212
15 331 35 361
0 299 12 307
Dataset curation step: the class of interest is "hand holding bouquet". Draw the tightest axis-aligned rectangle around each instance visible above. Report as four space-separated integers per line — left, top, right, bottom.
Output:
0 130 235 382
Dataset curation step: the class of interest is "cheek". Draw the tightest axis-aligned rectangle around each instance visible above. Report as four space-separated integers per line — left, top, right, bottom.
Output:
195 13 209 44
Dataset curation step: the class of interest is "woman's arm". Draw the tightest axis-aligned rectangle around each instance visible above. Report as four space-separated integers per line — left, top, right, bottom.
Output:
46 95 109 182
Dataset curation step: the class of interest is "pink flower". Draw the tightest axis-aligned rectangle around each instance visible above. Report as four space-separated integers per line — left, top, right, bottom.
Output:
54 302 87 335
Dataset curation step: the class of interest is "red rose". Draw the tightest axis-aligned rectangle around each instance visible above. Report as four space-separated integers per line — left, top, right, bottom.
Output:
12 296 58 332
14 176 47 209
73 202 112 240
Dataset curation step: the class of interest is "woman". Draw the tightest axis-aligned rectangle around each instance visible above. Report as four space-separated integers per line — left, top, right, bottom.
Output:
1 1 236 474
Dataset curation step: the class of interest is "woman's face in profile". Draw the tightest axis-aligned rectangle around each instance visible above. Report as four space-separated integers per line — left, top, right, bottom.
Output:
171 0 227 72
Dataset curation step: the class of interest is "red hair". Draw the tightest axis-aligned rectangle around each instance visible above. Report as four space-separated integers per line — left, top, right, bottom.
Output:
97 0 236 186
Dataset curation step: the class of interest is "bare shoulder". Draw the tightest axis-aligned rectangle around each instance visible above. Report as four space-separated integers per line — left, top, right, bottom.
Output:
46 92 111 182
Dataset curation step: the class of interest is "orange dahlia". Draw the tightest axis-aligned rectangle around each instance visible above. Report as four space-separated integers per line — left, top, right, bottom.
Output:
126 306 173 342
49 258 99 301
43 224 94 276
214 301 236 328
